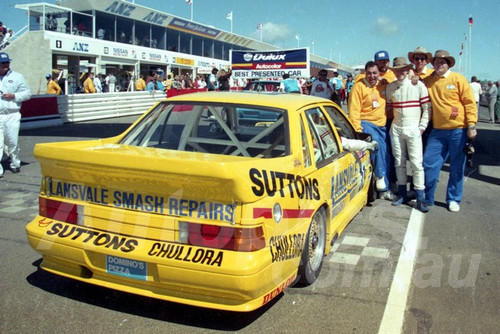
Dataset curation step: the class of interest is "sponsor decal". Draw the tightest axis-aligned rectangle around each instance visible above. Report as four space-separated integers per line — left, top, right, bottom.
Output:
148 242 223 266
232 48 309 79
46 223 138 253
249 168 320 200
142 12 168 25
106 255 147 280
72 42 89 53
169 18 220 38
330 155 368 216
269 233 305 263
112 47 129 57
175 57 195 66
38 218 53 227
48 180 234 223
105 1 136 17
149 53 162 62
262 273 297 305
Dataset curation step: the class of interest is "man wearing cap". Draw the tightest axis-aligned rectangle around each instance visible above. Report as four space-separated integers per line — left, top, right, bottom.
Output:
408 46 434 80
386 57 431 212
46 73 61 95
311 69 334 100
0 52 32 177
349 61 393 200
423 50 477 212
355 50 396 85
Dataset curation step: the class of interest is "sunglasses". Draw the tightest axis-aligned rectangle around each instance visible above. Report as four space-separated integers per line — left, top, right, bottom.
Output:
414 57 427 61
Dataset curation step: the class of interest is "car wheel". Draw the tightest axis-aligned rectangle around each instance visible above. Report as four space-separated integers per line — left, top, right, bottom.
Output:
298 208 326 285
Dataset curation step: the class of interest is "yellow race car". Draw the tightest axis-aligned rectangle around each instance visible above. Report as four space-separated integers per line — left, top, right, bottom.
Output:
26 92 374 312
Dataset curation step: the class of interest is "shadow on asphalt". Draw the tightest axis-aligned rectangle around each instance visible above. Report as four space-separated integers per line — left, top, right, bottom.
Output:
26 260 279 329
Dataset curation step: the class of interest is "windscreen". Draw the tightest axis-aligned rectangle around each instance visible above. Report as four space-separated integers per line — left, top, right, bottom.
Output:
119 101 289 158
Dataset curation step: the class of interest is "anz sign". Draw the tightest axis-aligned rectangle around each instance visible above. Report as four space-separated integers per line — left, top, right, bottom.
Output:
73 42 90 53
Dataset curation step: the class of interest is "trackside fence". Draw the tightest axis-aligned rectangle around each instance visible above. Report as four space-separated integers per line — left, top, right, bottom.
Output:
60 91 167 123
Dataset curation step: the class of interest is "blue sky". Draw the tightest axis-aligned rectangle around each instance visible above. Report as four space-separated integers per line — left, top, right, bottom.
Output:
4 0 500 80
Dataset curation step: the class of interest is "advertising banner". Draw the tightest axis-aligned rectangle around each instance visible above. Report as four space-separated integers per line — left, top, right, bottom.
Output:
230 48 310 80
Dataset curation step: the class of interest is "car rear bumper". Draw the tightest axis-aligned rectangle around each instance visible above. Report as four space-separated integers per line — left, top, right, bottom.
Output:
26 218 297 312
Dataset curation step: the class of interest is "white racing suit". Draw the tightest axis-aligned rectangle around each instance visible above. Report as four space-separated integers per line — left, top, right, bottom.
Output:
0 69 32 173
386 77 430 190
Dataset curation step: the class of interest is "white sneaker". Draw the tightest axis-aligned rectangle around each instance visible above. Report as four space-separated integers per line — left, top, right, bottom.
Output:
448 201 460 212
376 177 386 190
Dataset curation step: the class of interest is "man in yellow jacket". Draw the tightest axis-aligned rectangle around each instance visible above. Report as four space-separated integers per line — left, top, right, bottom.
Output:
45 73 61 95
83 72 96 93
423 50 477 212
135 74 146 91
348 61 393 200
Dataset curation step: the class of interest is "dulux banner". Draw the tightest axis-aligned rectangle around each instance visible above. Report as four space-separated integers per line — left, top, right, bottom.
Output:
230 48 310 79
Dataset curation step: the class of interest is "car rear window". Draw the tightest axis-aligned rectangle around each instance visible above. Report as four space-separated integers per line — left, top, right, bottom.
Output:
120 102 289 158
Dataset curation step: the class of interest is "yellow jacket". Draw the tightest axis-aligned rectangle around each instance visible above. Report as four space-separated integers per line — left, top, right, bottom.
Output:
424 71 477 129
47 80 61 95
135 78 146 91
354 69 396 85
83 77 96 93
348 79 387 132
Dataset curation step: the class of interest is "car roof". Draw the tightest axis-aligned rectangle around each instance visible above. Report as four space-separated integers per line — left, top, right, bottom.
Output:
166 91 333 110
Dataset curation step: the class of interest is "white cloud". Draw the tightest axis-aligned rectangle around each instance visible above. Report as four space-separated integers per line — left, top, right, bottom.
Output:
374 17 398 35
251 22 292 45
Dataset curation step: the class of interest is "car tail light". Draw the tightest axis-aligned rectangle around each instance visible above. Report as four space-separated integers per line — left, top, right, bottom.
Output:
39 197 81 225
180 222 265 252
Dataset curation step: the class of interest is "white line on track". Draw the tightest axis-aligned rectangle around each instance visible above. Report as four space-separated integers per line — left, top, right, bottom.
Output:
377 208 425 334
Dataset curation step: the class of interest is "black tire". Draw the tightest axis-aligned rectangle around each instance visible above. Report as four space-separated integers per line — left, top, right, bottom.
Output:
297 208 327 285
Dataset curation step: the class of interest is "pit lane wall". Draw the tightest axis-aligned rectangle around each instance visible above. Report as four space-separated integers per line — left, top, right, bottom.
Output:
20 91 166 130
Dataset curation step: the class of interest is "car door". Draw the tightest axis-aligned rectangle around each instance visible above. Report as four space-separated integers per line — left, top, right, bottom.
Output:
299 104 368 232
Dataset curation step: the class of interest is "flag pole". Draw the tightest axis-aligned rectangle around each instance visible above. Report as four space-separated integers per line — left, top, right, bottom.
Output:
191 1 194 21
469 16 472 77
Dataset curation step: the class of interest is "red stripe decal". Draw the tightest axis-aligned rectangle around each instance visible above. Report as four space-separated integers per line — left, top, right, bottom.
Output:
253 208 314 219
253 208 272 219
283 209 314 218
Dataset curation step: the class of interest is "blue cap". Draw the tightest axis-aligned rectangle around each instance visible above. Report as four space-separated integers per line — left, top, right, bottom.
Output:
374 50 389 61
0 52 12 63
46 73 52 79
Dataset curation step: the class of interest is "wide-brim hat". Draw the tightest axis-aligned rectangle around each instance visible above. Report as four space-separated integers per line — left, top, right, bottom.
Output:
408 46 432 62
431 49 455 68
389 57 413 70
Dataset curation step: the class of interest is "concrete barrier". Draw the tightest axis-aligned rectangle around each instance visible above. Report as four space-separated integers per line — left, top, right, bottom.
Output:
62 90 166 122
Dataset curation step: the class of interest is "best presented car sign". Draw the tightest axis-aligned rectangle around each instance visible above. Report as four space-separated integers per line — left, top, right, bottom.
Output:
230 48 310 79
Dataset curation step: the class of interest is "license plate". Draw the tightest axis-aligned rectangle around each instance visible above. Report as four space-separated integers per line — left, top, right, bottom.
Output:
106 255 147 281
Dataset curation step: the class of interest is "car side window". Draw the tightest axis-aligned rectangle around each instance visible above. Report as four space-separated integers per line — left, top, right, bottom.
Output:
323 106 356 139
300 118 312 168
305 108 340 163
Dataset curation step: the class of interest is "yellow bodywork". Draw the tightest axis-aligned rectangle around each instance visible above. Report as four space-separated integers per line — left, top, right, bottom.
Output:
26 92 372 312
